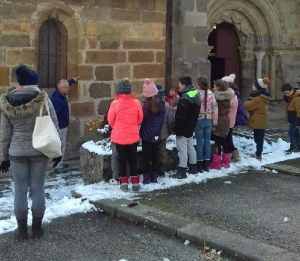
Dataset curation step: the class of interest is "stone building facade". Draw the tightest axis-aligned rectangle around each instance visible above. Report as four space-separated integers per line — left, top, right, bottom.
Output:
0 0 299 158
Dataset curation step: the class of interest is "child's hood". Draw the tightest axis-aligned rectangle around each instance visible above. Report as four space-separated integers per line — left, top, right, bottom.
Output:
259 93 271 104
213 87 234 101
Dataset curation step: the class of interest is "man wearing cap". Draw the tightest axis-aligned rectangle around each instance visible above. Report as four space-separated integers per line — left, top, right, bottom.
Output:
51 76 80 171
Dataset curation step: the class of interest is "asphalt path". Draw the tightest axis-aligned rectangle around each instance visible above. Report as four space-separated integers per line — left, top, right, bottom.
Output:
0 212 234 261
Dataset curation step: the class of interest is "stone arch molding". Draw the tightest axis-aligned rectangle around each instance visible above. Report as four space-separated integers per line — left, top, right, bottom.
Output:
208 0 282 47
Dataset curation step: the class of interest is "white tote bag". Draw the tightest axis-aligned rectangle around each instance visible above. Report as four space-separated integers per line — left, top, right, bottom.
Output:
32 101 62 158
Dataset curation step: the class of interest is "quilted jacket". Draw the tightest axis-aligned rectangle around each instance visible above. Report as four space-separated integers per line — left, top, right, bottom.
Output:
0 87 59 160
108 94 143 145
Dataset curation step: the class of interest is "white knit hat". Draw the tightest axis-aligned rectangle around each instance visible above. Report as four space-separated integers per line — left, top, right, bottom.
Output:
221 74 236 83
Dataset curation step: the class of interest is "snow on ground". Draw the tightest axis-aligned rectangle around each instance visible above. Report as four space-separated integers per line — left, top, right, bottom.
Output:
0 135 299 234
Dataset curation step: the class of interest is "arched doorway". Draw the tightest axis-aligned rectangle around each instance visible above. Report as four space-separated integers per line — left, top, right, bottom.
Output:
208 23 240 88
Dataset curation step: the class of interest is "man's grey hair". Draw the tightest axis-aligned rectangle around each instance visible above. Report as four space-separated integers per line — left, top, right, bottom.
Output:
57 79 69 88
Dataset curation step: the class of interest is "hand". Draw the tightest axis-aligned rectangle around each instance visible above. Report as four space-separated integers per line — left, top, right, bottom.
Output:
212 127 216 132
53 156 62 168
176 135 181 140
73 76 80 82
0 161 10 173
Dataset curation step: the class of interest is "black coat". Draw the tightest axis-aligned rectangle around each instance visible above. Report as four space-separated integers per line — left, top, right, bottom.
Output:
173 85 201 138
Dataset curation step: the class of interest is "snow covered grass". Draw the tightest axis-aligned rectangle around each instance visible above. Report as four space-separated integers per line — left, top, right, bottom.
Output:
0 135 299 234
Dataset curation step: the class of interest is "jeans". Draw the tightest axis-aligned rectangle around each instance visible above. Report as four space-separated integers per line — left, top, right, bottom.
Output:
253 129 265 157
116 143 138 177
11 155 49 219
194 119 212 160
56 127 67 169
176 136 197 168
142 140 159 173
288 123 300 147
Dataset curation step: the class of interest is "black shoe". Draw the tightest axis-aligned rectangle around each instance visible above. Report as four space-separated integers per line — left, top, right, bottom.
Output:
196 161 203 173
158 171 165 177
203 160 210 172
173 167 187 179
285 145 297 154
188 164 197 174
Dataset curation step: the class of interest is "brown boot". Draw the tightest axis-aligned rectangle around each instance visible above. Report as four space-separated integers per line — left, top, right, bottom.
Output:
231 150 240 162
32 215 44 239
14 217 28 240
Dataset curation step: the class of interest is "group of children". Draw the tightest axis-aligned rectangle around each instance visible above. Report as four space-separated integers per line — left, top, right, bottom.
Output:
105 74 300 192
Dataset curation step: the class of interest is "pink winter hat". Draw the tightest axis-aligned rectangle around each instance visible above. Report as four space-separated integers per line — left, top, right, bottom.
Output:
222 74 236 83
143 78 158 97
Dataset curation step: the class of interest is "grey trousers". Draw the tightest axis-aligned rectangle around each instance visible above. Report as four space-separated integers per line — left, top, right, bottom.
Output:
176 136 197 168
56 127 67 169
111 142 129 179
11 155 49 219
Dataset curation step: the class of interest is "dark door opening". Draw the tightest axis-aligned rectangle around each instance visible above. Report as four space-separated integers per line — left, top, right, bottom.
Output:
208 23 240 89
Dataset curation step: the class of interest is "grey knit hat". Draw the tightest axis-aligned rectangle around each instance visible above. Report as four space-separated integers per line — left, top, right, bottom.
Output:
117 78 131 94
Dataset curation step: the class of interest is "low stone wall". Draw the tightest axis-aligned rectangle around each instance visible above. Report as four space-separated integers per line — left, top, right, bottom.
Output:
80 147 179 185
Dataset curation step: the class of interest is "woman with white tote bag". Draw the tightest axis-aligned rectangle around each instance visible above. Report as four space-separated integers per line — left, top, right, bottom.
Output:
0 64 61 240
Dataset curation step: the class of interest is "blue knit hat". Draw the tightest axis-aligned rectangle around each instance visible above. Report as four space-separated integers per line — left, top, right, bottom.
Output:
16 64 39 86
117 78 131 94
156 85 164 96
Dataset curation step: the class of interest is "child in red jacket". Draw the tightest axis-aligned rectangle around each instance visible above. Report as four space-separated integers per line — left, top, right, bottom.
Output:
108 78 143 192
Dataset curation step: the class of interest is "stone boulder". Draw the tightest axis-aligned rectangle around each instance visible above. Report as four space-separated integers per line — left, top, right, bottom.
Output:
80 146 179 185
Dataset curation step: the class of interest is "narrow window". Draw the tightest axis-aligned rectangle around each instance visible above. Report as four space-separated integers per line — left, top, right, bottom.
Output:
38 18 67 88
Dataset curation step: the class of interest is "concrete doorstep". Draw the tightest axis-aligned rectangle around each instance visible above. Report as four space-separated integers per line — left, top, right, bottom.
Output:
92 199 300 261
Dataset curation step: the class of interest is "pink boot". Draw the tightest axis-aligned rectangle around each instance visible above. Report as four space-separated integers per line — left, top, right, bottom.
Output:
221 153 231 168
209 154 221 170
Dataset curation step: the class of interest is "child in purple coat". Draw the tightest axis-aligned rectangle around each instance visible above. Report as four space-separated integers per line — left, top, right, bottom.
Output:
140 78 166 184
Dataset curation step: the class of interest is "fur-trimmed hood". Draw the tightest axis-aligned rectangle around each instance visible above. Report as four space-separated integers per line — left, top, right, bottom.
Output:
213 88 235 101
0 89 47 118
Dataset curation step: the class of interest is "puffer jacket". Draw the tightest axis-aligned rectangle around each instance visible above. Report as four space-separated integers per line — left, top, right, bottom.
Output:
173 85 201 138
108 94 143 145
0 87 59 161
284 90 300 125
213 88 235 137
140 97 166 143
244 90 271 129
229 94 238 128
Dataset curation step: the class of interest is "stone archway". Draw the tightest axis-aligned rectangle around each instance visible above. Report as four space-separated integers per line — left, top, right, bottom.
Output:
207 0 283 99
208 0 282 47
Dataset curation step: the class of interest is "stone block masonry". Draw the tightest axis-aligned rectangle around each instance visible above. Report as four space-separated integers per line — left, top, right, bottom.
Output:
0 0 166 160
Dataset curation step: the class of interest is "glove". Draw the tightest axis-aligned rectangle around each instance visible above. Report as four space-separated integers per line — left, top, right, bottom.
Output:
0 161 10 173
52 156 62 168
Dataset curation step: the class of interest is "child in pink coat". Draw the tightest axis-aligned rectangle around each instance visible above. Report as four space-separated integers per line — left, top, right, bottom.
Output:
222 75 240 162
108 78 143 192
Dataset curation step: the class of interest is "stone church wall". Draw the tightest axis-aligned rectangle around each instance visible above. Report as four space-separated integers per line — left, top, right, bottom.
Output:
1 0 300 159
0 0 166 159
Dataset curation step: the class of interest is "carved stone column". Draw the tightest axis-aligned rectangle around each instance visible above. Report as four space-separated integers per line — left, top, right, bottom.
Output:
239 47 254 101
267 50 280 99
254 51 266 78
